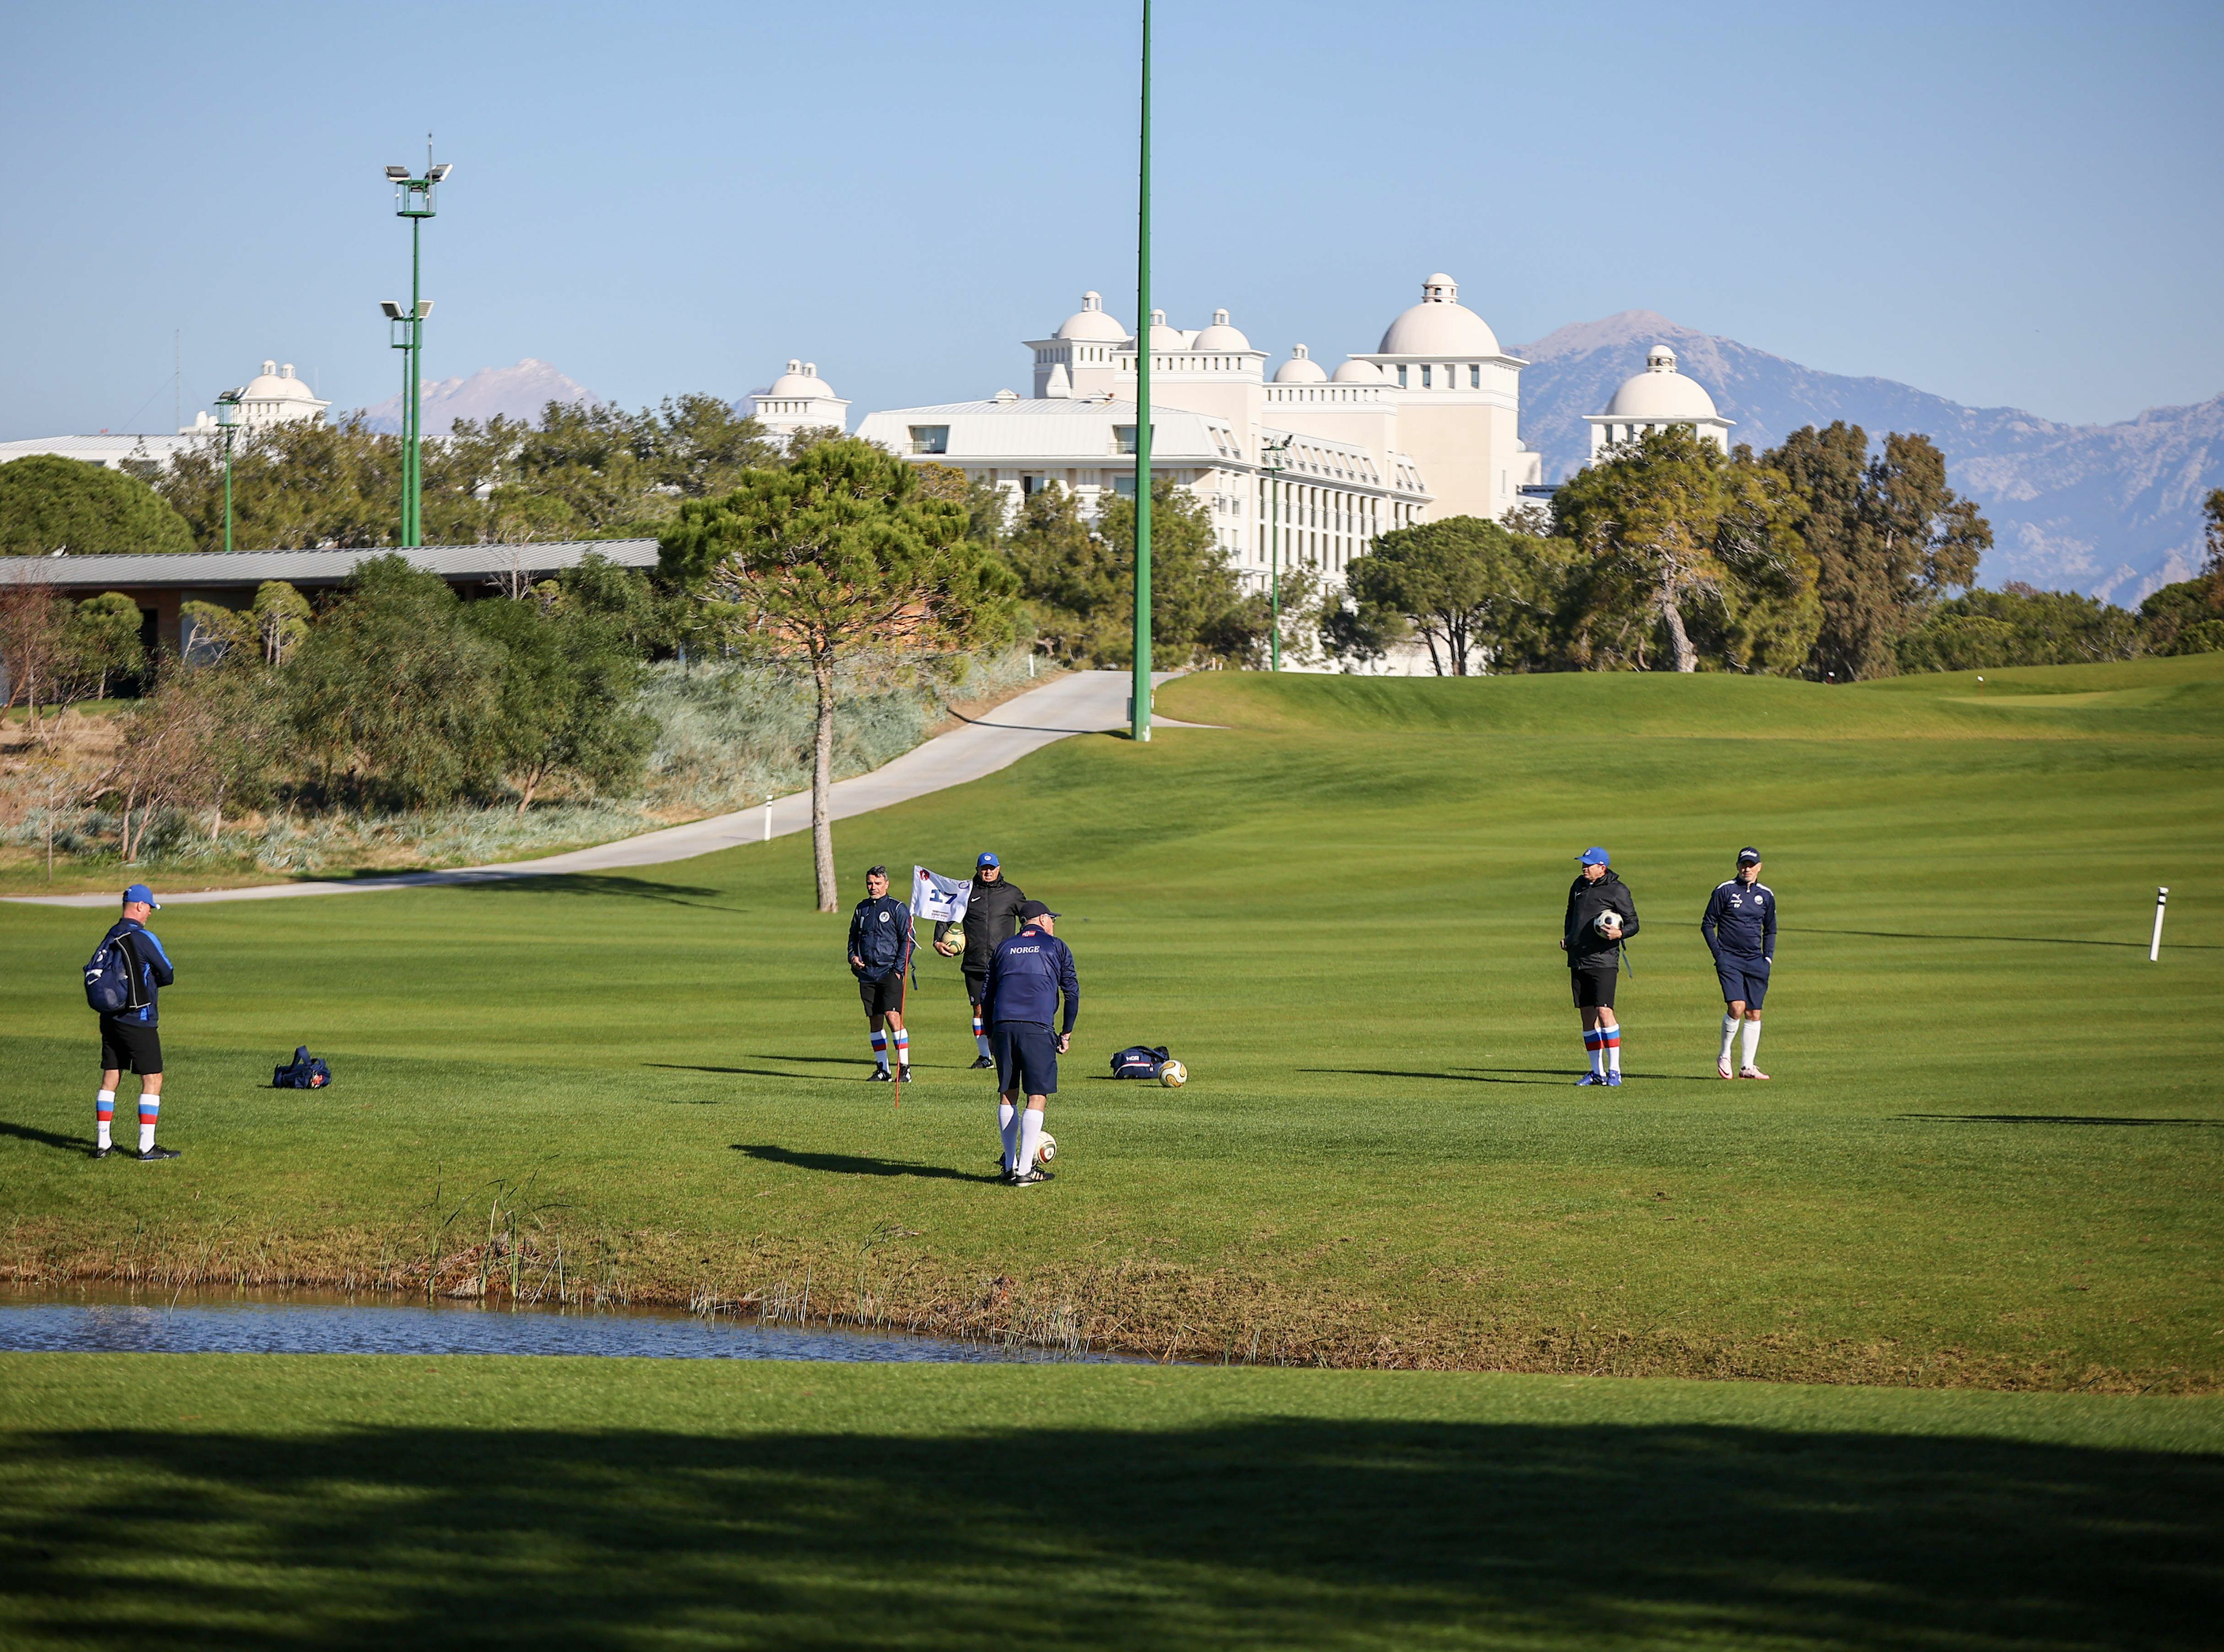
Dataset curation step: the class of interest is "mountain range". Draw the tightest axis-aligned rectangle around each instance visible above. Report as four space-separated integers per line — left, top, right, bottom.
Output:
361 359 593 440
1514 313 2223 603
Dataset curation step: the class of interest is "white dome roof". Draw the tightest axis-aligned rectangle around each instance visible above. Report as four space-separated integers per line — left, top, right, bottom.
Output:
767 359 836 398
1601 344 1719 419
1331 356 1385 384
1376 273 1501 357
242 361 319 402
1055 291 1128 342
1273 343 1327 383
1145 309 1188 350
1191 308 1251 352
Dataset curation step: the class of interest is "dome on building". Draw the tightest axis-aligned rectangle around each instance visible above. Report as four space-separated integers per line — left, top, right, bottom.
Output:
768 360 836 398
1145 308 1189 351
1601 344 1719 420
1191 308 1251 352
241 361 320 404
1331 356 1386 383
1274 343 1327 383
1375 272 1501 357
1055 291 1128 342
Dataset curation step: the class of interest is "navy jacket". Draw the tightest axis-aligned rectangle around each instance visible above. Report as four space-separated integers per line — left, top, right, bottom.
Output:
984 926 1080 1033
847 895 913 980
1701 878 1777 963
101 919 173 1026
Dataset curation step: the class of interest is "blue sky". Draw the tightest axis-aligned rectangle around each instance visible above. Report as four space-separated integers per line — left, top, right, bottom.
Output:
3 0 2218 440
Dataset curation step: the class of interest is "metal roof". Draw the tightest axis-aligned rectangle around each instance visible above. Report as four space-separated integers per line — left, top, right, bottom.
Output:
0 539 659 591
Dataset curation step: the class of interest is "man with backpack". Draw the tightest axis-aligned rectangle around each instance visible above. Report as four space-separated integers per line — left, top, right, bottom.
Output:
88 883 177 1160
932 851 1027 1070
1562 847 1639 1087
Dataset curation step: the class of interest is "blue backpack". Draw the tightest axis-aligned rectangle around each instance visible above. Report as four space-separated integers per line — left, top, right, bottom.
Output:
83 934 141 1014
1110 1045 1172 1080
273 1047 333 1090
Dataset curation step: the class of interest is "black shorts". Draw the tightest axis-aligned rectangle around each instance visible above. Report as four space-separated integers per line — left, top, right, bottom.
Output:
1716 960 1770 1011
1570 967 1618 1010
99 1016 163 1075
857 973 904 1018
990 1022 1059 1097
963 968 988 1009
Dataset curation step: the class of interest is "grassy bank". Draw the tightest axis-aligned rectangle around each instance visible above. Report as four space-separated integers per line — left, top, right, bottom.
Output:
0 655 2218 1386
1 1353 2218 1650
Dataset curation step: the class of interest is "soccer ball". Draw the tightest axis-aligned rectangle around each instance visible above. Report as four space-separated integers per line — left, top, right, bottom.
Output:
1593 910 1623 937
1159 1060 1188 1088
943 926 965 950
1036 1133 1057 1164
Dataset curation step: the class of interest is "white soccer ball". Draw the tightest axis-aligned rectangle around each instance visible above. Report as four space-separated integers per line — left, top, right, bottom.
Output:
1594 910 1623 937
1159 1060 1187 1088
1036 1133 1057 1163
943 926 966 950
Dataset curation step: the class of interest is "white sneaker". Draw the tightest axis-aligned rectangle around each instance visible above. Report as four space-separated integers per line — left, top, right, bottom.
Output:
1738 1066 1770 1081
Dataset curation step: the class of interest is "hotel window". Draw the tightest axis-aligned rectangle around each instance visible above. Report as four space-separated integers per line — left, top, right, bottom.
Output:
1113 424 1155 455
1397 365 1407 387
1420 365 1432 388
1469 364 1480 388
907 425 949 455
1113 475 1137 497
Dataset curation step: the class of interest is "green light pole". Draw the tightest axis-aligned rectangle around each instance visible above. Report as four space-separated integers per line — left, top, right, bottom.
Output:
1261 435 1290 672
382 144 450 548
1130 0 1152 741
213 388 242 553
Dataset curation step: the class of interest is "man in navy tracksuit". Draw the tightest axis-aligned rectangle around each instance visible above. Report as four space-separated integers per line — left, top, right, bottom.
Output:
1701 847 1777 1080
847 866 915 1083
984 900 1079 1185
94 882 178 1160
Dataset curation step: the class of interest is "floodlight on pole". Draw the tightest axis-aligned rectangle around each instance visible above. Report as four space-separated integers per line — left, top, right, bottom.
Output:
383 138 447 547
1262 435 1291 672
213 388 243 554
1130 0 1152 742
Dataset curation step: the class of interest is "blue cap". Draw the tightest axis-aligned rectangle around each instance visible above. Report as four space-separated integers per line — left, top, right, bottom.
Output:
977 851 1000 868
122 883 161 909
1578 847 1610 866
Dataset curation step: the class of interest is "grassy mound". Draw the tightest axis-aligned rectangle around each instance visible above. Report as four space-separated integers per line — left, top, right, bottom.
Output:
2 653 2218 1387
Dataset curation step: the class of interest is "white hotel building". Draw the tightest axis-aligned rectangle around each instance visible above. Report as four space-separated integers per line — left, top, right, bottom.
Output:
847 274 1545 592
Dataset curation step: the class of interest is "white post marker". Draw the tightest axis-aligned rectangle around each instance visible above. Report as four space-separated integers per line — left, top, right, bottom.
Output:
2150 886 2169 961
764 801 772 843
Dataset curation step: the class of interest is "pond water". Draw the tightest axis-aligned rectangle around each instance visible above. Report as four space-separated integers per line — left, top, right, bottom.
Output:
0 1291 1141 1365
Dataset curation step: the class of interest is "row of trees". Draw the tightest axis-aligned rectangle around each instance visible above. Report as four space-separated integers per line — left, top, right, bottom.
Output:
1323 427 2224 680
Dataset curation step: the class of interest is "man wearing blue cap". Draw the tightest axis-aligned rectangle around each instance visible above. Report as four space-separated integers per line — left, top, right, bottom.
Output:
1562 848 1639 1087
93 884 177 1160
933 852 1026 1070
1701 847 1777 1079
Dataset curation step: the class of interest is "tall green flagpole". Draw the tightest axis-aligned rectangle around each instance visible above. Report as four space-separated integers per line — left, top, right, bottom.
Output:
1130 0 1152 742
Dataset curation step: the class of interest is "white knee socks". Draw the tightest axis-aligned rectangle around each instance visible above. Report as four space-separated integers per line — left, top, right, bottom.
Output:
1741 1019 1762 1068
999 1101 1018 1170
1719 1014 1738 1068
1015 1110 1045 1175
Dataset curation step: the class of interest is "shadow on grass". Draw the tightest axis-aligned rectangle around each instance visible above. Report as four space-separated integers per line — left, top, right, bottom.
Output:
0 1418 2213 1650
1304 1068 1672 1087
1899 1113 2224 1129
0 1119 89 1154
730 1144 993 1182
645 1064 856 1083
1796 926 2224 951
444 873 733 909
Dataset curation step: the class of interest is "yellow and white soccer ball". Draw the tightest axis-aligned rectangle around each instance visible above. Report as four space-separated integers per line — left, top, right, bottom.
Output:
1036 1132 1057 1163
943 926 966 950
1159 1060 1188 1088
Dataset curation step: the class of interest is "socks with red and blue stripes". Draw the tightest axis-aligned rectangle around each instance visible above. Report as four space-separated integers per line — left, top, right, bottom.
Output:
1582 1029 1605 1076
1602 1023 1622 1076
972 1008 990 1060
871 1029 889 1072
137 1094 158 1153
95 1089 114 1151
892 1026 909 1073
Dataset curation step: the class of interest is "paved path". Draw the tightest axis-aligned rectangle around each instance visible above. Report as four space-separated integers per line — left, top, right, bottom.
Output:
7 671 1202 909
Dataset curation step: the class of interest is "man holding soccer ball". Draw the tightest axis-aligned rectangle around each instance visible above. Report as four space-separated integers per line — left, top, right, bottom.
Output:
934 852 1027 1070
1701 847 1776 1079
1562 847 1639 1086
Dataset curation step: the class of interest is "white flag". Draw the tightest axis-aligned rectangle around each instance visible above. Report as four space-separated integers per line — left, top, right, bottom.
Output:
912 866 973 924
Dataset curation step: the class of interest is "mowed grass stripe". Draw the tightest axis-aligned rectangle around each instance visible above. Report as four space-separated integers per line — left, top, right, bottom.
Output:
1 656 2218 1384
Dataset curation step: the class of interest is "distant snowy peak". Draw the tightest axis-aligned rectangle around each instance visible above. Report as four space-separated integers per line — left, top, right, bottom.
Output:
360 359 595 436
1511 317 2223 603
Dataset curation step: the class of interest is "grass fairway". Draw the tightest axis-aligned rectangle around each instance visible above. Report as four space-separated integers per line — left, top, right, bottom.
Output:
2 1353 2218 1650
2 656 2220 1384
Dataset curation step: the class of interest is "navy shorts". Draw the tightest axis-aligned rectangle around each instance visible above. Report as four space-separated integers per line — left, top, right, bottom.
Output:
990 1022 1059 1096
857 972 904 1018
1716 960 1770 1011
1570 967 1617 1010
